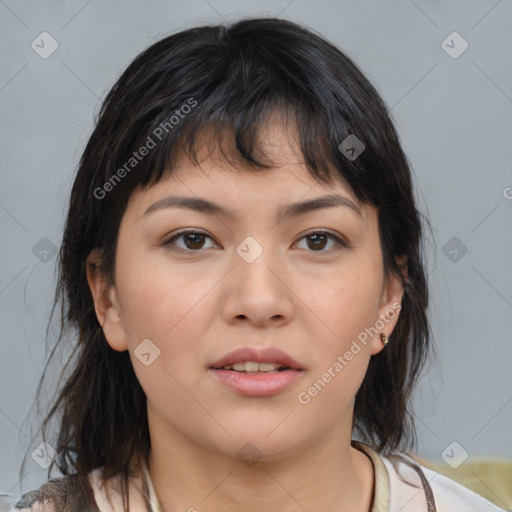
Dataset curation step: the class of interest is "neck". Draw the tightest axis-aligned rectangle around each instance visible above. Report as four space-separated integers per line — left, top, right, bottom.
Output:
146 410 374 512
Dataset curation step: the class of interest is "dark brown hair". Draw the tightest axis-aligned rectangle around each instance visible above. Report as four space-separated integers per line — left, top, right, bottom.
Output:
23 16 433 510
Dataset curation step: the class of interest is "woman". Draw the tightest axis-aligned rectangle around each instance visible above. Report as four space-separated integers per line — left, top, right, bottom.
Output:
15 17 504 512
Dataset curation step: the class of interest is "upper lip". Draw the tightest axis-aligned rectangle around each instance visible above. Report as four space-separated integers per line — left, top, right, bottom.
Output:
210 347 303 370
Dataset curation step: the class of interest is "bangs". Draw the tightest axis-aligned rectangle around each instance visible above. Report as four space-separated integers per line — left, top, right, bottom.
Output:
109 89 372 208
148 102 340 186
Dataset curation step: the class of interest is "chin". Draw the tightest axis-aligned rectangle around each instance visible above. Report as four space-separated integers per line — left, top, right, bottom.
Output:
207 421 313 462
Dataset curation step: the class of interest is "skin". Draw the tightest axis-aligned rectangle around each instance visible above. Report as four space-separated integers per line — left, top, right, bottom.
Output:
87 118 405 512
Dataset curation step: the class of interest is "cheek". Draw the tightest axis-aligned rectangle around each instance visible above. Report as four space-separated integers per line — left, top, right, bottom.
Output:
296 272 378 421
295 255 383 409
117 258 214 404
308 259 383 347
115 251 217 339
295 293 374 437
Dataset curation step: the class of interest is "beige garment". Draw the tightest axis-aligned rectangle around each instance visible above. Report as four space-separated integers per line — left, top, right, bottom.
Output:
90 441 389 511
352 441 506 512
15 441 506 511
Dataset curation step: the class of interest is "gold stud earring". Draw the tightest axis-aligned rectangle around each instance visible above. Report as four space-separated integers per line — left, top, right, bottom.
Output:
380 333 389 347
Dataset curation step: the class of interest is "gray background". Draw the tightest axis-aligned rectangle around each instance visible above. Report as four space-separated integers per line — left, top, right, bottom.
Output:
1 0 511 504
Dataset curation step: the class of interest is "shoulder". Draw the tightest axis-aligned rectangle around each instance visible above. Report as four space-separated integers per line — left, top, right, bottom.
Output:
14 467 148 512
14 470 106 512
14 474 99 511
420 464 507 511
381 453 507 512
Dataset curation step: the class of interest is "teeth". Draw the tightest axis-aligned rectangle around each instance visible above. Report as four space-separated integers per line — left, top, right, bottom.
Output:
258 362 280 371
245 361 260 372
220 361 286 372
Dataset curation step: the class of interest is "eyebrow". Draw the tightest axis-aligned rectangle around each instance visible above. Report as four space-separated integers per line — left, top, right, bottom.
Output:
143 193 362 220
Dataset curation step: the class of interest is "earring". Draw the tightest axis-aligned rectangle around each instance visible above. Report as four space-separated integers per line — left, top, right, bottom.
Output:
380 333 389 347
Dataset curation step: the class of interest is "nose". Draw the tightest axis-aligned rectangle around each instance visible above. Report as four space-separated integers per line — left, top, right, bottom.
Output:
220 242 295 328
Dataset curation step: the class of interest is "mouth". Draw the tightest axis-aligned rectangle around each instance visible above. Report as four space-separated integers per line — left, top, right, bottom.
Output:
210 361 293 374
209 346 303 372
208 347 305 396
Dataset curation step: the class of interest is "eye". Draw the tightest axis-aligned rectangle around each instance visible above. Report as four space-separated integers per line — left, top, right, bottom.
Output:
295 231 347 252
163 230 218 251
162 229 347 253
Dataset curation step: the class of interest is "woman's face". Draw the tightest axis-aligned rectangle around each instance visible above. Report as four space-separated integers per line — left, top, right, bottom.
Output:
87 121 404 461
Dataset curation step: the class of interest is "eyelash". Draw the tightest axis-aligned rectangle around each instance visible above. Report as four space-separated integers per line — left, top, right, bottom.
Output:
162 229 348 253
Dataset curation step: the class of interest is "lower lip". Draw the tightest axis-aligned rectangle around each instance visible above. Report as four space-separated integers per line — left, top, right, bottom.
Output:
208 369 304 396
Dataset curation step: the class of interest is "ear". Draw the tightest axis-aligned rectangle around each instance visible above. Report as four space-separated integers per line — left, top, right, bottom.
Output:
85 249 128 352
370 255 407 355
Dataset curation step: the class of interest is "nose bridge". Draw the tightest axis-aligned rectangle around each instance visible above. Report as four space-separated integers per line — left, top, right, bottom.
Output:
234 234 281 293
222 234 293 325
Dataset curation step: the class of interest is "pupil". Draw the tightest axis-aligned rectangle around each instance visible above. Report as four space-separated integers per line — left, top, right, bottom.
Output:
308 234 327 250
185 233 204 250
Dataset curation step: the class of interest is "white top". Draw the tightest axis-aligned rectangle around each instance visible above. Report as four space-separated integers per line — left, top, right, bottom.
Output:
15 441 506 511
353 441 506 511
